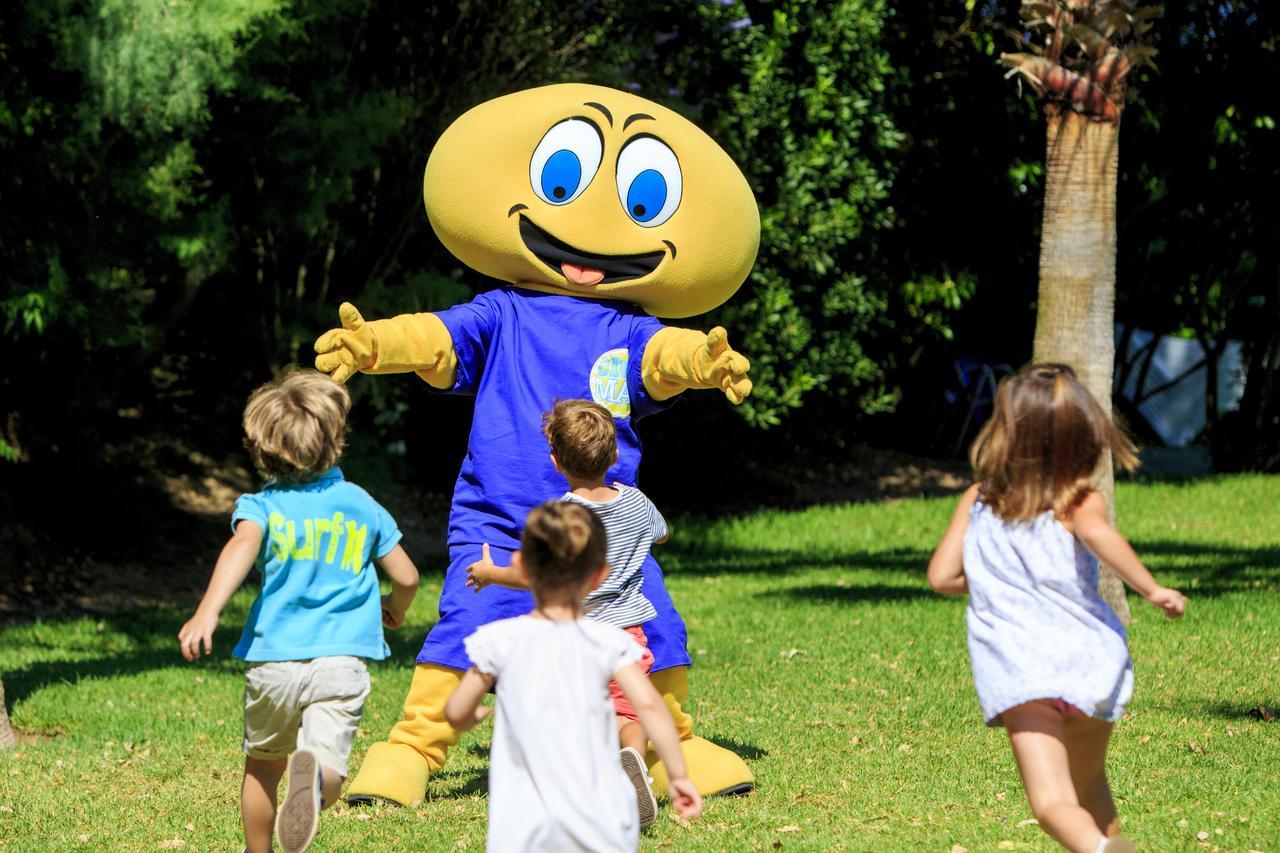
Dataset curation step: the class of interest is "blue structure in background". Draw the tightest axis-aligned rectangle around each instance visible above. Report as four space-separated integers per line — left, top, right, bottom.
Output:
939 357 1013 455
1115 325 1247 448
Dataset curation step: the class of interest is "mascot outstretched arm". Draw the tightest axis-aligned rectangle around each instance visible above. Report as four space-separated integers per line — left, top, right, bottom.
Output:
315 306 751 403
315 83 760 807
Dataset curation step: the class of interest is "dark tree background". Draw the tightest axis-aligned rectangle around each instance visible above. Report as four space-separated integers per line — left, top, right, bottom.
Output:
1 0 1276 524
875 1 1280 469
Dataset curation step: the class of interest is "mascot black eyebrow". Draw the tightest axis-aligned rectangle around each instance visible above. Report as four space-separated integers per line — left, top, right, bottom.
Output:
315 82 759 805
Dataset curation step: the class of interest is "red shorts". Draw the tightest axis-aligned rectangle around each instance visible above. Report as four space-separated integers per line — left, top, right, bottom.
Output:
609 625 654 722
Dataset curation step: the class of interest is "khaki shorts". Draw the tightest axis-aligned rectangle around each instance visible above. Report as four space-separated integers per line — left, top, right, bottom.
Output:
243 656 370 777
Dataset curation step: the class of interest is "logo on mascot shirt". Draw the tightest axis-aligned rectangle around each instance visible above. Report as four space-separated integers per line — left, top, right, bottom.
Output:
589 349 630 418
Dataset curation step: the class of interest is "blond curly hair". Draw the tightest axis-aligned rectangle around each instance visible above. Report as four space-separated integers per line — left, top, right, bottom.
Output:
243 368 350 483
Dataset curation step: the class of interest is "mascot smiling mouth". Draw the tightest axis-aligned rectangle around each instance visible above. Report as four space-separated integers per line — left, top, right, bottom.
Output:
518 215 667 286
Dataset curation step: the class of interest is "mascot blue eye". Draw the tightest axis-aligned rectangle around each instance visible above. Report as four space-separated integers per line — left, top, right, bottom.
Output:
625 169 667 223
529 119 602 206
615 136 682 228
541 150 582 202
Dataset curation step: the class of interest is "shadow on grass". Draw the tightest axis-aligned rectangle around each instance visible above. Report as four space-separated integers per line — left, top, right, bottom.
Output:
427 742 492 797
462 742 490 759
1132 539 1280 597
2 604 440 718
773 583 936 606
4 647 236 711
429 767 490 798
2 607 237 710
704 734 768 761
664 536 1280 602
662 546 931 578
7 536 1276 722
1183 700 1280 723
359 734 767 801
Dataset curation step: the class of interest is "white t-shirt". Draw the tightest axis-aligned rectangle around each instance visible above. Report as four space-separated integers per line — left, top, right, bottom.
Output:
464 615 646 852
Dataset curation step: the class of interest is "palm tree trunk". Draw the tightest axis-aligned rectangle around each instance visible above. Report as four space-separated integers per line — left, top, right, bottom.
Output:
1032 110 1132 623
0 678 15 750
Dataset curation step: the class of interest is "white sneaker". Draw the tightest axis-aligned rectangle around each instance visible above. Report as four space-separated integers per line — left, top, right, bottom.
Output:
276 749 322 853
620 747 658 830
1099 836 1136 853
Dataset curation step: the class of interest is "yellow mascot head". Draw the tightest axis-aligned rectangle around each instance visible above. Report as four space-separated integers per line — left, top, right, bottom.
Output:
423 83 759 319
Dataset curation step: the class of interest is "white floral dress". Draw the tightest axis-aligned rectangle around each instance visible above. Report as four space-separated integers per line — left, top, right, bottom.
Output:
963 499 1134 725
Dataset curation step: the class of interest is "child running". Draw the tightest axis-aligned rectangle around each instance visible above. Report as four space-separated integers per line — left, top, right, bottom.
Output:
447 501 700 851
927 363 1186 853
178 368 419 853
465 399 670 825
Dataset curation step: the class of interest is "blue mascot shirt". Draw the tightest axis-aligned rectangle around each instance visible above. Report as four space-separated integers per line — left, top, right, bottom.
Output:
230 468 402 662
420 286 691 672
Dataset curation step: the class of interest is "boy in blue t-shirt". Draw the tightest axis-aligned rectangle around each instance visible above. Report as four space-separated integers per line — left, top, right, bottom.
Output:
178 368 419 853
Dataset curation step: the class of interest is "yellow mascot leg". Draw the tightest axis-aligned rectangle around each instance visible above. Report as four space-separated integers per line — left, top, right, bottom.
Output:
646 666 754 798
346 663 463 806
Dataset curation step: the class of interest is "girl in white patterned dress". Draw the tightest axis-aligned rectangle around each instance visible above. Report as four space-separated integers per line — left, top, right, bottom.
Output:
445 502 701 852
928 363 1187 853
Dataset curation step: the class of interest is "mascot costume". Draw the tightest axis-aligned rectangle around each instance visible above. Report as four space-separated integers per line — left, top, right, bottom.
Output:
314 83 759 806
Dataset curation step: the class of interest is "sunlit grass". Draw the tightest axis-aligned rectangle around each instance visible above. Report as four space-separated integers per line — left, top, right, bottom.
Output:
2 476 1277 850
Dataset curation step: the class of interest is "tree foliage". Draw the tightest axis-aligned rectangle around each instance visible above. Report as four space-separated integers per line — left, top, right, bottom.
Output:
1 0 1272 479
874 1 1277 465
1 0 919 473
649 1 908 425
1113 1 1280 467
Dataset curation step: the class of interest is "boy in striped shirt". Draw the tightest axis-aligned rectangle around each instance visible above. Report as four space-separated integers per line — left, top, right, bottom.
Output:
466 399 671 824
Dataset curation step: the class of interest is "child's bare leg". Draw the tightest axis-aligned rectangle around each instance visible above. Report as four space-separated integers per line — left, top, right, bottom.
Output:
617 716 647 754
1004 702 1104 853
1064 714 1119 837
320 766 343 809
243 756 287 853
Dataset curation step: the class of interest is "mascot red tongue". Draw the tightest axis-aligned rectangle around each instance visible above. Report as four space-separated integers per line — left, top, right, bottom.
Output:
315 82 760 806
562 262 605 285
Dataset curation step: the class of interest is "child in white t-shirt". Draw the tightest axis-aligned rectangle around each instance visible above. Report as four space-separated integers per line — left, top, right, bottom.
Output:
465 399 670 825
446 501 700 851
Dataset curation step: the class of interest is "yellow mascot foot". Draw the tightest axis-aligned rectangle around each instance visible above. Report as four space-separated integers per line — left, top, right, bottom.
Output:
646 666 755 798
647 735 754 799
345 742 431 807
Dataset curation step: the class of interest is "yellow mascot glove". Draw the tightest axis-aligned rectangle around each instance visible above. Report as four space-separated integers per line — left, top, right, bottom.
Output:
641 326 752 404
314 302 457 389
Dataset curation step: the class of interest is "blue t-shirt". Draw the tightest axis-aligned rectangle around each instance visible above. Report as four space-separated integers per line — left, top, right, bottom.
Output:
230 468 402 662
417 287 690 671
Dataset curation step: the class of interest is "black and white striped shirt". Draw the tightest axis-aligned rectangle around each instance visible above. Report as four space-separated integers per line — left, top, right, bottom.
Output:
562 485 665 629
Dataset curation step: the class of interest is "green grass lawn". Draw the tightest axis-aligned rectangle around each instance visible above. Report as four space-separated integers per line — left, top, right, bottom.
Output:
2 475 1278 851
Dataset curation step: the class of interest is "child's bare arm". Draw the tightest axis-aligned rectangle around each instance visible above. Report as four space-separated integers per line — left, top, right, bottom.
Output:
477 568 529 590
378 544 419 628
652 498 670 544
465 543 530 591
178 521 263 660
614 663 703 819
927 484 980 596
444 666 494 731
1071 491 1187 618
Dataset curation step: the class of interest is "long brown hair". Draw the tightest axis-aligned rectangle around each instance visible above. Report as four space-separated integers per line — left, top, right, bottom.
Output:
970 363 1137 522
